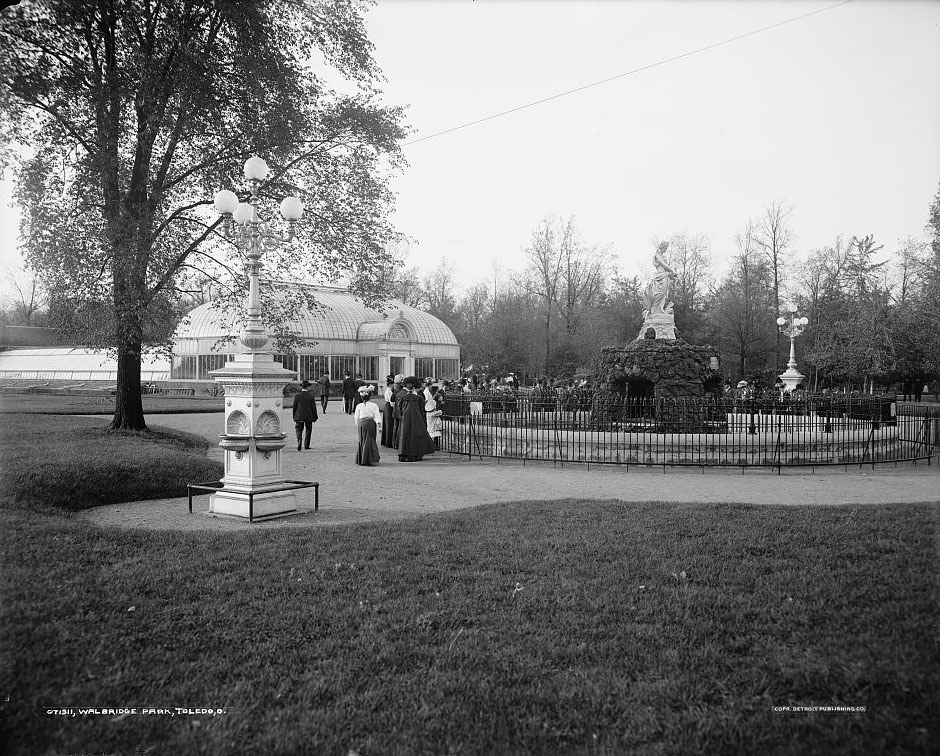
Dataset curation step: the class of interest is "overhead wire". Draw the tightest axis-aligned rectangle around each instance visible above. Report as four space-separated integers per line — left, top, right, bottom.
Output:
402 0 854 147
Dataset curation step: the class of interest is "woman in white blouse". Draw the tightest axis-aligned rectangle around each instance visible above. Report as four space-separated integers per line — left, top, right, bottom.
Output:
354 386 382 466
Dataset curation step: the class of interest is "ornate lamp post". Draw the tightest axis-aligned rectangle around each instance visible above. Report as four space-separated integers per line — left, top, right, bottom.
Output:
776 306 809 395
206 156 304 520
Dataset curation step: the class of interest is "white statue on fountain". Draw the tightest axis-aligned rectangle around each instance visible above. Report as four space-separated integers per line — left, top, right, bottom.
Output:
638 242 678 340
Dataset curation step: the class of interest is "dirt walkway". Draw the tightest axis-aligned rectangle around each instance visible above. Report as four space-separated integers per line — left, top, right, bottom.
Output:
77 406 940 532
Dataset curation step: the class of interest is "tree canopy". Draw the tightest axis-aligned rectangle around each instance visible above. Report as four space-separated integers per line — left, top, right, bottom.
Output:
0 0 408 428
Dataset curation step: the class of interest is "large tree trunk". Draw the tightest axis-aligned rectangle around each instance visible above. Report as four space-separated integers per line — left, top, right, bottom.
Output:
111 340 147 430
110 252 148 431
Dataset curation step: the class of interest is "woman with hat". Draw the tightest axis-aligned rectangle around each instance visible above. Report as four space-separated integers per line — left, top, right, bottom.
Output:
397 376 437 462
352 382 372 411
353 384 382 466
392 373 406 449
381 374 396 448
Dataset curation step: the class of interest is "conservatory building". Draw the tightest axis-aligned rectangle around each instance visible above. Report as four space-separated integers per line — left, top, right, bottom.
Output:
172 285 460 385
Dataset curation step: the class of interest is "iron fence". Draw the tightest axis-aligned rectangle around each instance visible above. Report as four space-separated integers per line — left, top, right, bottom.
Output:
438 392 938 469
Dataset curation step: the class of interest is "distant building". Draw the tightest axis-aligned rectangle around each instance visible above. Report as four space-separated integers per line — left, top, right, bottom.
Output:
0 286 460 385
174 286 460 383
0 347 170 382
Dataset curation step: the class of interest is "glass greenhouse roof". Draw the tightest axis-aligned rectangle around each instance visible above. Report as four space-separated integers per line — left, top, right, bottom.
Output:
175 285 458 346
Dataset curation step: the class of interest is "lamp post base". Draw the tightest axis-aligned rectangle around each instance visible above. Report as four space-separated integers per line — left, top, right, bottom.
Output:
209 488 299 521
778 367 805 394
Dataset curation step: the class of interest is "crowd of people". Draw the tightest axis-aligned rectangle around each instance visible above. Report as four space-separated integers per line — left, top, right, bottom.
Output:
351 374 444 467
291 369 939 466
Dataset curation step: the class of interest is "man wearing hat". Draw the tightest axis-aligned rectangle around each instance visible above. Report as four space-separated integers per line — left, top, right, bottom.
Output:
317 373 331 413
292 380 319 451
342 372 357 414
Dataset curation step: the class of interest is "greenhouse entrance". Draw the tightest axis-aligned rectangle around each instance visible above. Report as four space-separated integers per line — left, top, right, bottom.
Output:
389 355 406 378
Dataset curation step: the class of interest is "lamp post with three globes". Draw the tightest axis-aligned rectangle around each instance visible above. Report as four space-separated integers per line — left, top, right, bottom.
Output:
202 156 307 521
776 306 809 395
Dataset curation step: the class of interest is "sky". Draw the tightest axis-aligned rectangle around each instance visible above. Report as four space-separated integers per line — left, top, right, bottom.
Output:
1 0 939 301
362 0 940 289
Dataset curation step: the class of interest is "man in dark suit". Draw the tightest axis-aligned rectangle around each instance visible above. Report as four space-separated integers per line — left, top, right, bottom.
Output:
317 373 331 413
292 380 319 451
342 372 357 414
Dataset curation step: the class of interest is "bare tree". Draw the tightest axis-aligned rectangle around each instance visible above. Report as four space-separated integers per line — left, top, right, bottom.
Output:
891 237 929 306
558 237 611 336
844 234 887 300
710 222 775 377
520 216 565 371
797 238 853 390
457 283 490 334
660 231 711 341
370 241 423 308
0 262 47 326
422 259 457 322
755 200 794 369
519 215 612 370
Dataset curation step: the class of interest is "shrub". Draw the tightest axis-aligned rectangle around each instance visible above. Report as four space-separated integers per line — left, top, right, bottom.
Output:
0 415 223 512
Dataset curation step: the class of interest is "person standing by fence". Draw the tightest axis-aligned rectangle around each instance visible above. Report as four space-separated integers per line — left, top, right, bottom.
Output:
426 386 444 450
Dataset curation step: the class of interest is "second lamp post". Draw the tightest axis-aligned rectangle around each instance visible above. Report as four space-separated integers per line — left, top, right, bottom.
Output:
776 307 809 394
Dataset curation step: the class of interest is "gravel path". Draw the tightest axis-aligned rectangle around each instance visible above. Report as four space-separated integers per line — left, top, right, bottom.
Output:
77 407 940 532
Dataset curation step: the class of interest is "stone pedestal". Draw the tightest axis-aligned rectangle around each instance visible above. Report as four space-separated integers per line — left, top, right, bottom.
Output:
638 313 677 340
778 366 806 394
208 351 298 520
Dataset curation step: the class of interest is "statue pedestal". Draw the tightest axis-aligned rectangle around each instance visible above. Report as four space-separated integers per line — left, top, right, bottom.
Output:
638 313 677 340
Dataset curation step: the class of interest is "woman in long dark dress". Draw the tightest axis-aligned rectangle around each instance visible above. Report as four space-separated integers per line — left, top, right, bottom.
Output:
354 386 382 466
381 374 396 448
392 376 407 449
397 378 437 462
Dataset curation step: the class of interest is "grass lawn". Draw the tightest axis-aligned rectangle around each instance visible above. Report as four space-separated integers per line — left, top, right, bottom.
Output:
0 414 223 512
0 415 936 755
0 391 224 415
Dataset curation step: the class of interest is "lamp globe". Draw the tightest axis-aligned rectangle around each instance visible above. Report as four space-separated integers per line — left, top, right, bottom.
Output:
213 189 239 215
232 202 254 226
279 196 303 221
243 155 269 182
